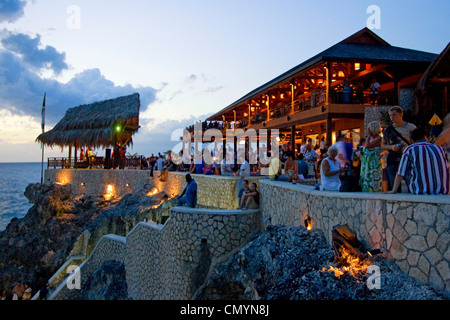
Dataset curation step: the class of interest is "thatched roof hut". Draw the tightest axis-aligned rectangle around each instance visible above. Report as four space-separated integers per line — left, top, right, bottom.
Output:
36 93 140 149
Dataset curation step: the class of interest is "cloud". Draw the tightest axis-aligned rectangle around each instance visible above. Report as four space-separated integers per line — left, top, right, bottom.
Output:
0 0 27 23
1 31 68 75
0 49 158 124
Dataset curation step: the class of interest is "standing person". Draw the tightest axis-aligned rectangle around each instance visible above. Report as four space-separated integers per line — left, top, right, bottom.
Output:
113 143 120 169
360 121 383 192
334 135 353 169
385 128 449 195
161 194 172 224
370 78 381 105
320 145 345 191
22 282 32 300
297 153 309 179
303 143 318 178
381 106 417 190
11 281 24 300
119 144 126 169
177 174 198 208
156 155 164 172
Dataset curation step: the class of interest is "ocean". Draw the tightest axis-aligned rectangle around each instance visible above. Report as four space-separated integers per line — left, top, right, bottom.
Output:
0 162 43 231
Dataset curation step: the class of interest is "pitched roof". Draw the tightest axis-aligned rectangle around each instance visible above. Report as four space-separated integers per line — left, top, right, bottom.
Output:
416 42 450 94
207 28 437 120
36 93 140 148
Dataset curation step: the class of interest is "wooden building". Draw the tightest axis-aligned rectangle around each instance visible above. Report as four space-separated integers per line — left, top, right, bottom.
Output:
415 42 450 128
205 28 437 152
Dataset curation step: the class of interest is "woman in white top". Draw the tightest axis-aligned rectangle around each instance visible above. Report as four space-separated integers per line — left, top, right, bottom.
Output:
320 145 344 191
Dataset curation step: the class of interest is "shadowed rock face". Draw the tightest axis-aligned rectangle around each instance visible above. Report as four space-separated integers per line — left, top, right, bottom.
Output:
83 260 128 300
0 182 166 299
194 225 444 300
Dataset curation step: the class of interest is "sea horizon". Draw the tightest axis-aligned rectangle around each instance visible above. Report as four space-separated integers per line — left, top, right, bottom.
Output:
0 162 43 231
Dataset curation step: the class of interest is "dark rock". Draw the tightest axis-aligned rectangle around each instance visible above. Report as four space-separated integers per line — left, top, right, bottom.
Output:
82 260 128 300
195 225 445 300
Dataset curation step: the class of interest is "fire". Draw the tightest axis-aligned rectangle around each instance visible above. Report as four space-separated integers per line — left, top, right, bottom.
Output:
146 188 159 197
322 246 371 279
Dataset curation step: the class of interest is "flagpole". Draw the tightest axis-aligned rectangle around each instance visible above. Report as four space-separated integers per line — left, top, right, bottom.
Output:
41 93 46 184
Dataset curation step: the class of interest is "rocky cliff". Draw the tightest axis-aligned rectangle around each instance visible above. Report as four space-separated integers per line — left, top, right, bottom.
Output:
0 182 167 299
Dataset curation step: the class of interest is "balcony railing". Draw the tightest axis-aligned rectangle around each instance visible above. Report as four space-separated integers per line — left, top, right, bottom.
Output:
47 156 145 169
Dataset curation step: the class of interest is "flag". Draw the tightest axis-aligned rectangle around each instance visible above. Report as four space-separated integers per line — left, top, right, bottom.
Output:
41 92 46 133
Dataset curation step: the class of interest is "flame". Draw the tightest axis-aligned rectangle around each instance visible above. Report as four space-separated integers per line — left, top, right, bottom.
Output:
146 188 159 197
322 247 371 279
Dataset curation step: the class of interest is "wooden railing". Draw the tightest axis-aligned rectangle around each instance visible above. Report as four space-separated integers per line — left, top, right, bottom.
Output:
47 156 145 169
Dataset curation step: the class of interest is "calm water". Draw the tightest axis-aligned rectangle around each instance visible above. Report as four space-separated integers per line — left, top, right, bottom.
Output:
0 163 43 231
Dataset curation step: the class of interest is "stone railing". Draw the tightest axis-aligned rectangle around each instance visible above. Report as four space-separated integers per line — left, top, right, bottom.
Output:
51 207 260 300
44 169 267 209
259 179 450 297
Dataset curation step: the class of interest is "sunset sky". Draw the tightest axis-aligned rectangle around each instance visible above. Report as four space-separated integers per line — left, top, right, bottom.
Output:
0 0 449 162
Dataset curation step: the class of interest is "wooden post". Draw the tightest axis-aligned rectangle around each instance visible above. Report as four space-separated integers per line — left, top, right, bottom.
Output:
248 103 251 126
326 62 331 105
290 82 295 114
290 125 295 153
68 145 72 168
326 116 333 146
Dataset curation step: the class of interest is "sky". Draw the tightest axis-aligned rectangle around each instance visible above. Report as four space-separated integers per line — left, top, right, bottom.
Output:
0 0 449 162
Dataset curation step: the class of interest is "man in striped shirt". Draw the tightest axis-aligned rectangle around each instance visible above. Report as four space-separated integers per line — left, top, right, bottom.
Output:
386 128 449 195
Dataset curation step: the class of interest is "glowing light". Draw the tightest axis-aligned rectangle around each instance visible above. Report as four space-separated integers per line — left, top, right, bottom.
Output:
322 247 371 279
146 188 159 197
107 185 113 193
354 63 360 71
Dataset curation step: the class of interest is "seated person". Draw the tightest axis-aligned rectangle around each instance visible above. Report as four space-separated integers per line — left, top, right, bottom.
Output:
268 153 288 181
203 162 214 175
240 182 260 210
250 162 261 176
284 151 298 183
177 174 197 208
320 145 345 191
237 179 250 207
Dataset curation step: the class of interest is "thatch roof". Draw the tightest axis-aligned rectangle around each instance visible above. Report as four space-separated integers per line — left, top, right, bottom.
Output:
36 93 140 148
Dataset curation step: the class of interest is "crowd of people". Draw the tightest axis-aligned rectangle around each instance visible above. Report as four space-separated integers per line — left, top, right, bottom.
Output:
1 278 48 301
144 106 449 200
316 106 449 195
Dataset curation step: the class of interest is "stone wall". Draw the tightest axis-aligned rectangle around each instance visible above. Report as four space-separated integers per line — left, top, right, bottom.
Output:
51 234 126 300
45 169 265 209
259 180 450 297
51 207 260 300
